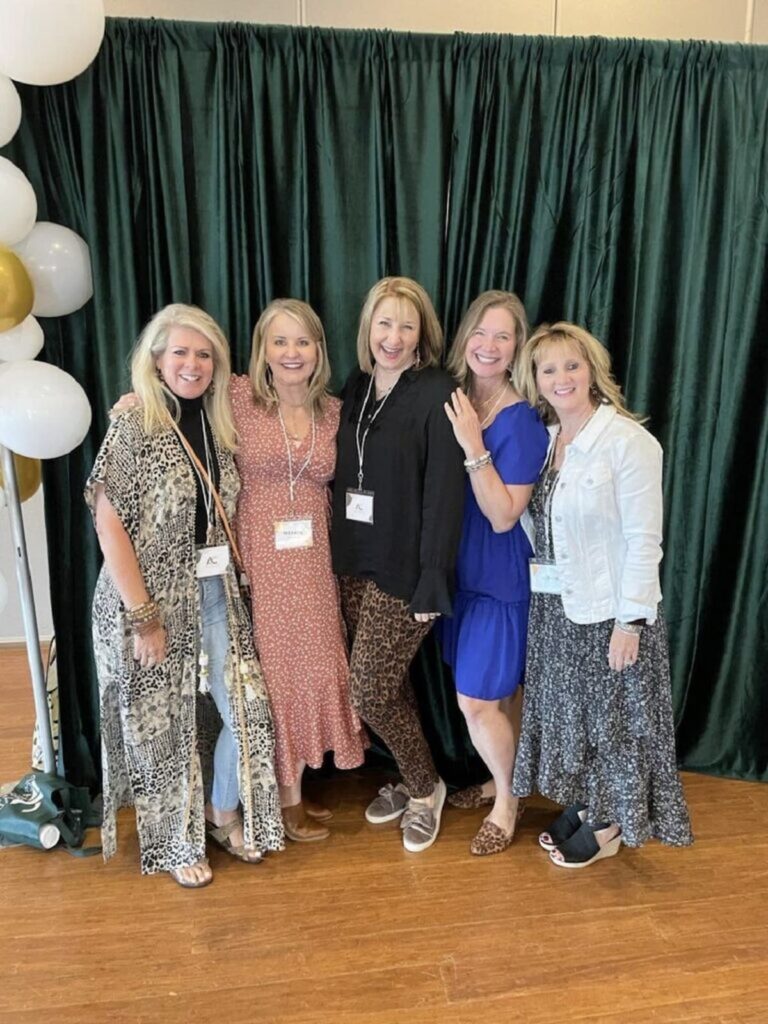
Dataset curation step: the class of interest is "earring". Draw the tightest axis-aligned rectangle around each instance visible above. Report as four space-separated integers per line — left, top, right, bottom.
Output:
208 380 216 395
414 349 421 370
507 363 514 382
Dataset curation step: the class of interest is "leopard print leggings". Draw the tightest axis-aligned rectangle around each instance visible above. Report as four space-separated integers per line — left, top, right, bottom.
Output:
340 576 438 799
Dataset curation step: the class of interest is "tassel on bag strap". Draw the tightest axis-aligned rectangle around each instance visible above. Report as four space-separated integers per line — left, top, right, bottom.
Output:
166 416 246 576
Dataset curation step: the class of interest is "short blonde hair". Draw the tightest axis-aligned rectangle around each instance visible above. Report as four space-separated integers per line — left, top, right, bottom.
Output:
514 321 643 425
248 299 331 414
447 290 529 390
356 277 443 373
130 303 237 450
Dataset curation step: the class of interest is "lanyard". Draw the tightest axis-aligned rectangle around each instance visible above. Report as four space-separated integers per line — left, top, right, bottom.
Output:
542 443 560 560
185 411 216 543
354 372 396 491
277 404 316 503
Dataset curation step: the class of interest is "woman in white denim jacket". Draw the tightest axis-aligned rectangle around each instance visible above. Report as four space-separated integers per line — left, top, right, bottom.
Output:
511 322 692 868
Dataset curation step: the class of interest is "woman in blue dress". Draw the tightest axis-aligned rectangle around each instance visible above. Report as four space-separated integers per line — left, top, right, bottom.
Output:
441 291 548 856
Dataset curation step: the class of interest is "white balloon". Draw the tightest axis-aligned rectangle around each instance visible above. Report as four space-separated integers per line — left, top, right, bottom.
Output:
14 222 93 317
0 74 21 147
0 569 8 616
0 360 92 459
0 1 105 87
0 316 44 362
0 157 37 247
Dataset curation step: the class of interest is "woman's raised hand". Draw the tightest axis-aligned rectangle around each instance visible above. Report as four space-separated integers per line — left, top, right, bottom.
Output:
444 389 484 458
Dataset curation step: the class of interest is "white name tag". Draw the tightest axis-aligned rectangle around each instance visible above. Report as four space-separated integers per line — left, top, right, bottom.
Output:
274 517 314 550
529 560 562 595
345 489 374 524
196 544 230 578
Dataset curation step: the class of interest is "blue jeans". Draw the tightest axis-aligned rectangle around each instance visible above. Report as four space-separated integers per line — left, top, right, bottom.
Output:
199 576 240 812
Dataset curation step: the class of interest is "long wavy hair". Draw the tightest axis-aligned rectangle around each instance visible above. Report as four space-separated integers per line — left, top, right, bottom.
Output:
356 276 443 373
130 303 237 450
514 321 643 425
248 298 331 414
447 290 529 390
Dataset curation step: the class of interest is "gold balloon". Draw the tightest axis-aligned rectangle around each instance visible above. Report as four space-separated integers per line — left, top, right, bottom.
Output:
0 246 34 332
0 453 41 503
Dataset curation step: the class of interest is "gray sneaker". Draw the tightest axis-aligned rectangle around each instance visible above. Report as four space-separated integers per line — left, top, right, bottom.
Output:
400 778 447 853
365 783 410 824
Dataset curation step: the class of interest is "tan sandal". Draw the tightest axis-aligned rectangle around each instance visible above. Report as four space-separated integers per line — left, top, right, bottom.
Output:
169 859 213 888
205 818 263 863
304 799 333 821
283 802 330 842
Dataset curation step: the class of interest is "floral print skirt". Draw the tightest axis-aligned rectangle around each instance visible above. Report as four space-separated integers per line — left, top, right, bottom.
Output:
512 595 693 848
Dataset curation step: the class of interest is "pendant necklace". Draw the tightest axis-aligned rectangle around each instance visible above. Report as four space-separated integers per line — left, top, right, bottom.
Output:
473 380 509 428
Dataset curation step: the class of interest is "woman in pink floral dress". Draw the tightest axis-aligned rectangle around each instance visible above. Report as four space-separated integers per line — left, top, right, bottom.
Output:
231 299 366 842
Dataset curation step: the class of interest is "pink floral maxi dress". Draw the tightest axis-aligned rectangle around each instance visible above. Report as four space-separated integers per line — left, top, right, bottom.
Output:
230 375 367 786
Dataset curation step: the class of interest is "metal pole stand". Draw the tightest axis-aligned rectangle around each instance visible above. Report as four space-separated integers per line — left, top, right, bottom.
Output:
1 444 56 774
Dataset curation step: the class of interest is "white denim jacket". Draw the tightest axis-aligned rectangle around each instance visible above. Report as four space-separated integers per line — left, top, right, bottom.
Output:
523 403 663 625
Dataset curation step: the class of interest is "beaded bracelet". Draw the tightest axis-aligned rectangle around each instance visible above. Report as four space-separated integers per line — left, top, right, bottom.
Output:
131 614 163 637
125 599 160 625
464 451 493 473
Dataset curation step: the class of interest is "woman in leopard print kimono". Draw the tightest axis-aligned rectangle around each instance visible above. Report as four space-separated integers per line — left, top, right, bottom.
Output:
86 304 283 887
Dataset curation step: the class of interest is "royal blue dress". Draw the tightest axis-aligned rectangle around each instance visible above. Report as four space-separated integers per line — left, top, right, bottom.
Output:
439 401 549 700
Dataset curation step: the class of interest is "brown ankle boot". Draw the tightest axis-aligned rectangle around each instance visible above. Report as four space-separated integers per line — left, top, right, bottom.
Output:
283 801 330 842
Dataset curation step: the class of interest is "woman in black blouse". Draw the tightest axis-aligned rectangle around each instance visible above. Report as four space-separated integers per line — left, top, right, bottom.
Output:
331 276 464 853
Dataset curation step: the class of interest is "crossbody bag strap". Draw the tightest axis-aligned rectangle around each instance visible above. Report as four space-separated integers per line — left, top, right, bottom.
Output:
167 415 246 575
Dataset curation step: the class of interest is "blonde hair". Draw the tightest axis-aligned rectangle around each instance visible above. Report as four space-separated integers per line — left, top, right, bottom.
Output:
248 298 331 414
356 277 444 373
514 321 643 425
130 303 237 450
447 290 529 390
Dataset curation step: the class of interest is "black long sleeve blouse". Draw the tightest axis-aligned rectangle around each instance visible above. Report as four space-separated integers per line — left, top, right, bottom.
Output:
331 366 465 615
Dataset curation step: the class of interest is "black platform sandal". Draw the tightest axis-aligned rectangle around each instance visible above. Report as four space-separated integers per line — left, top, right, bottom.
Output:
548 821 622 869
538 802 588 852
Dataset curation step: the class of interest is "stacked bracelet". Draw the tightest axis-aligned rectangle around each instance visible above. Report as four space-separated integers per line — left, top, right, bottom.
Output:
615 620 643 636
464 451 493 473
126 599 161 635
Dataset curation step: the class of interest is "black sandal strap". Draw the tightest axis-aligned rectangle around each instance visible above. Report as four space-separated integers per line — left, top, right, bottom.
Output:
546 802 588 845
553 821 600 864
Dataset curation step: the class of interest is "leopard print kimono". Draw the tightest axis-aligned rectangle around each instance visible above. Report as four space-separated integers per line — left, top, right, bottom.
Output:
86 408 284 874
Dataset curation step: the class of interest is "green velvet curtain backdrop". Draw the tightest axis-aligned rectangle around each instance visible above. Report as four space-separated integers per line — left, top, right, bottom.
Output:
5 21 767 788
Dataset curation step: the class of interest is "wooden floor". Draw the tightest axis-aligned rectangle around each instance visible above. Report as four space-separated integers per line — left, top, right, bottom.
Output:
1 646 767 1024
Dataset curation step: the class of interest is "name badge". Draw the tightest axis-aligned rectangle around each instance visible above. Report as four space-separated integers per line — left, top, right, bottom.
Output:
345 489 374 524
274 517 314 550
529 559 562 595
196 544 230 578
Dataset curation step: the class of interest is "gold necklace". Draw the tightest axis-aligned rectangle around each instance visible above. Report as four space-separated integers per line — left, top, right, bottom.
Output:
472 380 509 428
555 406 598 461
278 400 310 443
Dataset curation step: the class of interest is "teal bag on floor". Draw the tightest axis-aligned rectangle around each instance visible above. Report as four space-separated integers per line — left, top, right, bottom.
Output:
0 770 101 856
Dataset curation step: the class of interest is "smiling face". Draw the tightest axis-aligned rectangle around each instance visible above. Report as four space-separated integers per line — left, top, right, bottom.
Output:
465 305 518 382
534 339 594 419
264 311 318 391
368 296 421 375
154 326 214 400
